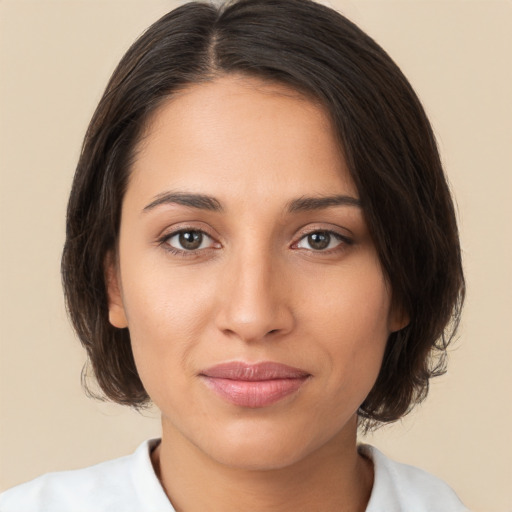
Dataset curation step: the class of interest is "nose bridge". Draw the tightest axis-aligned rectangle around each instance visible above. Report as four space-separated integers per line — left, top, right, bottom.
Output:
217 242 293 342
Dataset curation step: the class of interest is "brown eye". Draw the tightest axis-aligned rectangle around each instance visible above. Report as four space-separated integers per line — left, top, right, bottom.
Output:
179 231 203 250
296 231 345 251
308 232 330 250
166 230 214 251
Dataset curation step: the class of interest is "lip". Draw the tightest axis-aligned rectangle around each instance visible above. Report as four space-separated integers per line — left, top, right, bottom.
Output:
199 361 310 408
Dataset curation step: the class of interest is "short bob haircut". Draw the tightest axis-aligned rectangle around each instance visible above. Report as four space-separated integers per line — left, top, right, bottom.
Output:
62 0 464 430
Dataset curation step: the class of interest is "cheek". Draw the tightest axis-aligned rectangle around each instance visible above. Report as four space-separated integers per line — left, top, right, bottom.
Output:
303 259 391 386
118 257 218 395
304 256 392 340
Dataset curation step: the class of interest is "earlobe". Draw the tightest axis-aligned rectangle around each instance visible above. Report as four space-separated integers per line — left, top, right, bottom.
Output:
105 252 128 329
389 304 410 333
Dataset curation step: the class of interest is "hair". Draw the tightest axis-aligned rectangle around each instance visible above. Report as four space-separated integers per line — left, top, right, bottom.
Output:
62 0 464 430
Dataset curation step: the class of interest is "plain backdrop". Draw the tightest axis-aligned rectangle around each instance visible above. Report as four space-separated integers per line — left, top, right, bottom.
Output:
1 1 511 511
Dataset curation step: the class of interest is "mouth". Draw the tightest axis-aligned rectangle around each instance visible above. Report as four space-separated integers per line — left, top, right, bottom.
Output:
199 361 311 408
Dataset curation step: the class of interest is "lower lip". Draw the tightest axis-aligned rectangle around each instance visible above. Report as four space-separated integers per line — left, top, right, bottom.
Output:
201 377 308 408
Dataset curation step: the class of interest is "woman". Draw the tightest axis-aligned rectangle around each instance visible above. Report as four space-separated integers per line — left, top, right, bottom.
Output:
0 0 467 510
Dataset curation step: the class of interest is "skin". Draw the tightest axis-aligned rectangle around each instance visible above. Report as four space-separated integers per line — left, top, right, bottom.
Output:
107 75 406 512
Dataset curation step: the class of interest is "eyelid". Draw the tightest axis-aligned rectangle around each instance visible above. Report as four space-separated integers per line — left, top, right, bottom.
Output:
157 224 222 256
167 230 215 249
291 225 354 251
293 223 353 241
155 222 353 256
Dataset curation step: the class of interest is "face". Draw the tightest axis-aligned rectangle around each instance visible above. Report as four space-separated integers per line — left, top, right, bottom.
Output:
108 75 403 470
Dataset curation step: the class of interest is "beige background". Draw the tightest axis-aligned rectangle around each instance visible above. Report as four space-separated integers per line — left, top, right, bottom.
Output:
1 1 511 510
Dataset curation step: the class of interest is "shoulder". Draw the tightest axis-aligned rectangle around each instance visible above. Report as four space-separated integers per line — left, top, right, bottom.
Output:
0 439 173 512
360 444 470 512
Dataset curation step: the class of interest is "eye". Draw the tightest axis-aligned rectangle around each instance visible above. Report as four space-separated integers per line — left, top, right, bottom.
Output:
296 231 346 251
164 229 216 252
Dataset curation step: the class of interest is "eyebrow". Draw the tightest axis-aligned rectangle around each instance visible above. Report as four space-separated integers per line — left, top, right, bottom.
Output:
142 191 362 214
286 195 362 212
143 192 223 213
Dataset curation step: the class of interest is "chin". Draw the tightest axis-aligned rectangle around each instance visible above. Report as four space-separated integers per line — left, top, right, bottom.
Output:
207 439 313 471
193 418 341 472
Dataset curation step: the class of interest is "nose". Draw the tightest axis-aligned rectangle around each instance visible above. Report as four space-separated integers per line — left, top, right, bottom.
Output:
215 251 295 343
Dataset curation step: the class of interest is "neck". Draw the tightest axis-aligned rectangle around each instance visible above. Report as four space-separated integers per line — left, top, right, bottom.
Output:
152 415 373 512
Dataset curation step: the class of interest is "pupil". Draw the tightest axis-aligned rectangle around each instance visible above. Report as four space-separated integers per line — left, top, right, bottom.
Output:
179 231 202 250
309 232 330 250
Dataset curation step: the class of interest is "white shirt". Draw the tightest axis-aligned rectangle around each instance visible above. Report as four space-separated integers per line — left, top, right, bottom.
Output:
0 439 469 511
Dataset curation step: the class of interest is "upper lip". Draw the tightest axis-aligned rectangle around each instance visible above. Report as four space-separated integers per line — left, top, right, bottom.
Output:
200 361 310 381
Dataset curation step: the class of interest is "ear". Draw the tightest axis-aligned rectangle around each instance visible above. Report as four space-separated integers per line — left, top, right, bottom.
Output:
105 251 128 329
388 303 410 333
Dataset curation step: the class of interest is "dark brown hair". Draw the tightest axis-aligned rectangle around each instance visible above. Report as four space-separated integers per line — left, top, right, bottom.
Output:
62 0 465 430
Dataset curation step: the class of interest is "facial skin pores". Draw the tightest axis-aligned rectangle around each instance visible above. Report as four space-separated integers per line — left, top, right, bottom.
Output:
106 75 406 511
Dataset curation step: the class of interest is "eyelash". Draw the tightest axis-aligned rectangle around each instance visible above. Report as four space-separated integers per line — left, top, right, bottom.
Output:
292 229 353 254
158 228 218 257
157 228 353 257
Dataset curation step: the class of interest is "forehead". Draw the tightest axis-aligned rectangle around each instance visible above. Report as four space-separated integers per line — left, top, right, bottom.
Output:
128 74 357 206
